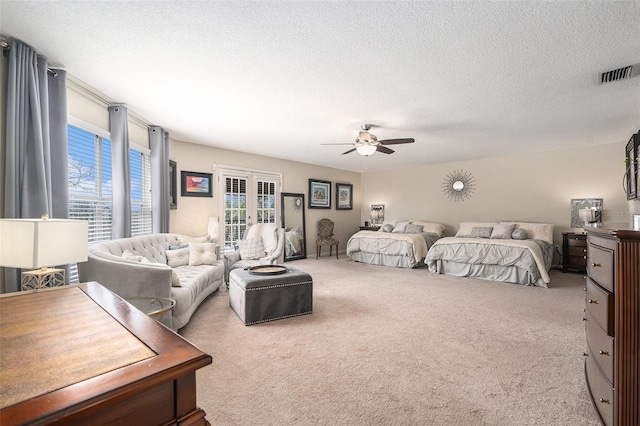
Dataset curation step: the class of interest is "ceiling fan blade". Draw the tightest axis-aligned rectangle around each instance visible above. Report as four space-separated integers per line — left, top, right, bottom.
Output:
341 148 357 155
378 138 415 145
321 143 355 146
376 145 395 154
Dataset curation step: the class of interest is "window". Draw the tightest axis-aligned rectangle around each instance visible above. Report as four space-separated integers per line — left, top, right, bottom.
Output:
68 122 153 240
68 124 113 243
130 146 152 236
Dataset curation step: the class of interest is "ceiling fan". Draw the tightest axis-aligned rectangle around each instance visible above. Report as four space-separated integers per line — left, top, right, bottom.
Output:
323 124 415 156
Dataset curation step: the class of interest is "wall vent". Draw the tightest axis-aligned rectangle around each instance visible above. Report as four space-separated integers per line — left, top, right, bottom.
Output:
600 64 639 84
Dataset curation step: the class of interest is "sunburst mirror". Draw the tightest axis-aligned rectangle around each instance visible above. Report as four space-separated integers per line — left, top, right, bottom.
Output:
443 170 476 202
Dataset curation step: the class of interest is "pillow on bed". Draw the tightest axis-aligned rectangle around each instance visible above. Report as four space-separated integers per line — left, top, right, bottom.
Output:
455 222 498 237
392 221 410 233
469 227 493 238
411 221 446 237
378 224 394 233
500 222 554 245
490 223 516 239
511 228 528 240
404 223 424 233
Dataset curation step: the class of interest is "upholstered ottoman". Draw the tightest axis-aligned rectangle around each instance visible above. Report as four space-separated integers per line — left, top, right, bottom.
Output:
229 266 313 325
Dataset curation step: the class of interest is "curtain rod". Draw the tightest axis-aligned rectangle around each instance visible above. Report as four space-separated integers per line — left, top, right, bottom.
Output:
1 37 60 76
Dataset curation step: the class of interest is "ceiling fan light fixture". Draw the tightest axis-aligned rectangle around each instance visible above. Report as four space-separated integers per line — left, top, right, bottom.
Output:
356 144 377 156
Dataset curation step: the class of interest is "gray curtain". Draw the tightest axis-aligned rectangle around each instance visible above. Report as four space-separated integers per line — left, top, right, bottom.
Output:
3 39 69 292
108 104 131 239
149 125 170 233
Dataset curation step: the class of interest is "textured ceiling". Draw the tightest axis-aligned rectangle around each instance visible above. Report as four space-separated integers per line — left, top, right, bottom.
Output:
2 1 639 172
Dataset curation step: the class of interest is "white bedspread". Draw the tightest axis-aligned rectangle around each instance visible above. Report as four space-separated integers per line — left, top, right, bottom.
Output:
426 237 551 283
347 231 429 262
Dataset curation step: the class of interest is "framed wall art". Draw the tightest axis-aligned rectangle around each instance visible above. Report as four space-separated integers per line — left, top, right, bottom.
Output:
336 183 353 210
308 179 331 209
181 171 213 197
169 160 177 208
570 198 602 228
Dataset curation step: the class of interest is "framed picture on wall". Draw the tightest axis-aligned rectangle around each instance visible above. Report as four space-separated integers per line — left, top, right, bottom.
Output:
308 179 331 208
181 171 213 197
169 160 177 209
336 183 353 210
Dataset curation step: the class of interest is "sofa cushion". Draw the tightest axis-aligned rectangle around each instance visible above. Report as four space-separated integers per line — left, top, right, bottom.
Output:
189 242 218 266
238 237 265 260
166 247 190 267
140 257 181 287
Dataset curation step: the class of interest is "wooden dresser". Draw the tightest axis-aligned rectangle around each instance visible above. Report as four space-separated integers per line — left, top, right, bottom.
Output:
583 225 640 426
563 232 587 272
0 282 212 425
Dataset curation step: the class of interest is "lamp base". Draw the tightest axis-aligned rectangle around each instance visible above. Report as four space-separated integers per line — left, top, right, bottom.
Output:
21 268 65 291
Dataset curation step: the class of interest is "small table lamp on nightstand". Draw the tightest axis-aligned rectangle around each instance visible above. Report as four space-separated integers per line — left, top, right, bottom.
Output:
0 216 89 291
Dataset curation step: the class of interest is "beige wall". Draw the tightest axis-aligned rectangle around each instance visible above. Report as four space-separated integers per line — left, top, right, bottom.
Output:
361 142 636 245
170 139 361 256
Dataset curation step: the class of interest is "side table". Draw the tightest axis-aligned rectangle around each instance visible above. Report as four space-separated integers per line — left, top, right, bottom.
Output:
562 232 587 272
125 297 176 321
359 226 380 231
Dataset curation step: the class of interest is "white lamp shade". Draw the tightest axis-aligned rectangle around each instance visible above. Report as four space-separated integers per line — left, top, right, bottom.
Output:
0 219 89 269
356 145 377 156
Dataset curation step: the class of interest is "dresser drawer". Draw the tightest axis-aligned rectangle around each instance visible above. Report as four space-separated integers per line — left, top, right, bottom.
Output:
585 278 614 336
587 243 614 292
585 353 614 426
567 235 587 247
585 309 614 384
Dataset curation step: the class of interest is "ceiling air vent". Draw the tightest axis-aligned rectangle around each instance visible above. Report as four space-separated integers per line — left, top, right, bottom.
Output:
600 64 639 84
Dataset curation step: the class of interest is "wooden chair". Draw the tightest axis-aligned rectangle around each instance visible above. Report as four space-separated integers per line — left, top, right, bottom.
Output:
316 218 339 259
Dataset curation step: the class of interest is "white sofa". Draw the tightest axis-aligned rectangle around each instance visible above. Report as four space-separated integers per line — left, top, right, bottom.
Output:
78 233 225 330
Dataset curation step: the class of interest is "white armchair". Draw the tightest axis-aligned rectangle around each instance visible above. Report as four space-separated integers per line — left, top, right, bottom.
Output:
224 223 285 283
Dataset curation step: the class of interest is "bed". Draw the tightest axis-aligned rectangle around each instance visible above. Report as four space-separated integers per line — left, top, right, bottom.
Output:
347 220 444 269
424 222 554 287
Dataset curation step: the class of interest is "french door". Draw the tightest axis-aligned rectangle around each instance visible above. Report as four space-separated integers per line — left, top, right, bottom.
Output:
218 168 281 252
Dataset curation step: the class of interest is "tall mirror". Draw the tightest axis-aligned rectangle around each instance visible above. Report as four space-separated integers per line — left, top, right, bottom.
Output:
281 192 307 261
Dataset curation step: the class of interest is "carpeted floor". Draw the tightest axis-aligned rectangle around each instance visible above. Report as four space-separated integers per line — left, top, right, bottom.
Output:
179 257 599 425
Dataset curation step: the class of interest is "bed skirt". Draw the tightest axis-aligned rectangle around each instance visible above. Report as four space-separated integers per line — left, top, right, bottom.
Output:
428 260 547 288
350 251 425 269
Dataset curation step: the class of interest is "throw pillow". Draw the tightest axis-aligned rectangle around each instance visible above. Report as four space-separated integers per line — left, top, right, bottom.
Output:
168 243 189 250
166 247 190 268
379 224 394 233
490 224 516 239
189 242 218 266
511 228 528 240
392 221 410 233
141 257 181 287
238 237 265 260
121 249 142 262
405 223 424 234
470 227 493 238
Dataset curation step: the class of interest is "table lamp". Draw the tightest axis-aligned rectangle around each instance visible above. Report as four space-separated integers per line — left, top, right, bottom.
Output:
0 216 89 290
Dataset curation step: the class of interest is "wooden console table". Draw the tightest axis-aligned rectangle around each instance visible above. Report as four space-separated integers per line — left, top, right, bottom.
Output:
0 282 212 425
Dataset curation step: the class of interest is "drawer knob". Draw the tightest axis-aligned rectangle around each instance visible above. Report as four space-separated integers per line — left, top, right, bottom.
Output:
582 317 587 321
598 350 610 356
583 249 587 253
583 352 589 357
587 299 599 304
591 263 602 267
599 398 611 404
583 256 587 259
